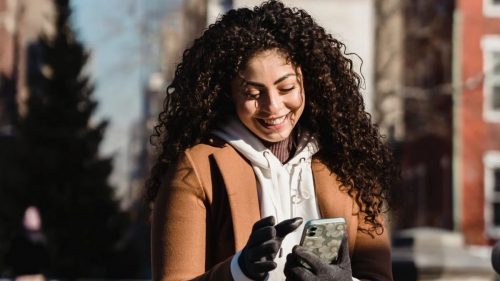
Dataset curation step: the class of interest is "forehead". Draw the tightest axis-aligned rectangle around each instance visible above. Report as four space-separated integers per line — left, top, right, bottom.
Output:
239 49 297 80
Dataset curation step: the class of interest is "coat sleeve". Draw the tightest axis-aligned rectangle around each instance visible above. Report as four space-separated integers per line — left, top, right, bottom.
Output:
151 151 234 281
350 211 393 281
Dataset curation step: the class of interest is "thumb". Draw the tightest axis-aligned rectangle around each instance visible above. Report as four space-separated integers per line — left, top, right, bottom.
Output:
275 217 303 239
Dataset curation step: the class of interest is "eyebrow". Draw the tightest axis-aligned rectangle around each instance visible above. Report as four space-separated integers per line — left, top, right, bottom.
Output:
241 73 297 87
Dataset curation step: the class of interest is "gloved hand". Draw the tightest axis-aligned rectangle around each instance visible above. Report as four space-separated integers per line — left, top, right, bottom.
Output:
284 235 352 281
238 216 303 280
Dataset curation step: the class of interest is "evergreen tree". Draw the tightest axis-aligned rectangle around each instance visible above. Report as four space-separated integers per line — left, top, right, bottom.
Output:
18 0 125 277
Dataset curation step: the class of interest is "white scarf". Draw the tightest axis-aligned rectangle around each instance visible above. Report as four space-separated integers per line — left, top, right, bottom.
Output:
213 118 321 281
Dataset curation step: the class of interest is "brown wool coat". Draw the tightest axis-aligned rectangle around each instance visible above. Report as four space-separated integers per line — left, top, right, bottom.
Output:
152 141 393 281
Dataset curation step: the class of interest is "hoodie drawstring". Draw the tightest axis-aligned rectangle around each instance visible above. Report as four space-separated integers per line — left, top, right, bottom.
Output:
291 157 310 203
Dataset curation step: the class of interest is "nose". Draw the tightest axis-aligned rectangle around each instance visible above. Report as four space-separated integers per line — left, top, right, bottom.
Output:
259 90 282 114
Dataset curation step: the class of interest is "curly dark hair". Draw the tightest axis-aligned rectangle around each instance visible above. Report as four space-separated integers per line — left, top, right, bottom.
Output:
146 0 398 233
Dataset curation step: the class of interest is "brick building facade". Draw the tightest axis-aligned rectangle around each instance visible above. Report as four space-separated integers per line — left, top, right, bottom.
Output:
456 0 500 245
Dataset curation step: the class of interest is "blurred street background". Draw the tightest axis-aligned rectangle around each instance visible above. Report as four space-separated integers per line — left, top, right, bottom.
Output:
0 0 499 280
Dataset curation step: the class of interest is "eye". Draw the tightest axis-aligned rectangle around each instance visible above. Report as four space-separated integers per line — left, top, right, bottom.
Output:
244 90 261 100
280 86 296 93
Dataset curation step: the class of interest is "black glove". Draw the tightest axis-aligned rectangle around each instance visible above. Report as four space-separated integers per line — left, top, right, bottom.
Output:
284 235 352 281
238 216 303 280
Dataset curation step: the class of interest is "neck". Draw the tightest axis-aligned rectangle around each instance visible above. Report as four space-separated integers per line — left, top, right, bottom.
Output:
261 133 296 164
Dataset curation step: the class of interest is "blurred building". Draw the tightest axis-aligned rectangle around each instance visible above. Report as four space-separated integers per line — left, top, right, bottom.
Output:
375 0 455 232
124 0 179 210
0 0 55 136
126 0 209 209
455 0 500 245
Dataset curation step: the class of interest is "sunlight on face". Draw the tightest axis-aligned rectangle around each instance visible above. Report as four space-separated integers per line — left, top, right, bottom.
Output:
230 49 305 142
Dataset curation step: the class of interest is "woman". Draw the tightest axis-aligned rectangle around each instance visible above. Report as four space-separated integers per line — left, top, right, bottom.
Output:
147 1 398 280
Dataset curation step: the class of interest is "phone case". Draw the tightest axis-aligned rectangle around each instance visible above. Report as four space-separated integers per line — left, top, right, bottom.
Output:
299 217 346 264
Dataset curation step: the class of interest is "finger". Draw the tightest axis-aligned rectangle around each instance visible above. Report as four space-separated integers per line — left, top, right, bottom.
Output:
252 260 277 273
252 216 276 232
248 240 280 261
284 261 314 280
275 217 303 239
285 251 302 268
247 225 276 247
292 245 324 272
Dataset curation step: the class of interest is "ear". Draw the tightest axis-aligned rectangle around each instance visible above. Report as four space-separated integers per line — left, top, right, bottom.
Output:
295 66 304 88
295 66 303 77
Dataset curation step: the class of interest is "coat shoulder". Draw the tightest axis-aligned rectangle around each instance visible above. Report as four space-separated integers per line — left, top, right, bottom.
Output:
184 137 233 167
183 138 247 199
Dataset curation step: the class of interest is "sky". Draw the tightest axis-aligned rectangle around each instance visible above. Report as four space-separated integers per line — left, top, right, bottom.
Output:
71 0 181 199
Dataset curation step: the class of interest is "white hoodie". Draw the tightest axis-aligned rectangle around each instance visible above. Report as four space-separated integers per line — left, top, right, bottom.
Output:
213 118 320 281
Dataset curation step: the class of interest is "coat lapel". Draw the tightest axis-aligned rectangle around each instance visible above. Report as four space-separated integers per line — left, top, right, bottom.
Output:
312 159 352 220
213 145 260 250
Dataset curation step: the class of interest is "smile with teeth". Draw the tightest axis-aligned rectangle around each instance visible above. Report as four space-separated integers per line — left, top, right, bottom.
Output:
259 114 288 126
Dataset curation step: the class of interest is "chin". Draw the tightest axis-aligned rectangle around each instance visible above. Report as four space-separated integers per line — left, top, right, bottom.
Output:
258 131 291 143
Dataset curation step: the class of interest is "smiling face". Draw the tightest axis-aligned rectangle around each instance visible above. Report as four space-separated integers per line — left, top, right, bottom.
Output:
230 49 305 142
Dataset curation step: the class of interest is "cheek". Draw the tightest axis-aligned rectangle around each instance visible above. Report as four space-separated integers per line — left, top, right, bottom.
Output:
234 99 257 118
287 90 305 111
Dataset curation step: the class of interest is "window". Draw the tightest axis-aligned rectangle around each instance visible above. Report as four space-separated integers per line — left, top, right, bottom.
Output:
484 0 500 17
485 151 500 238
481 36 500 122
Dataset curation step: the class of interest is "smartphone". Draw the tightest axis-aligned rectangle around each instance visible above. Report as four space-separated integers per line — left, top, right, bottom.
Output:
299 217 346 265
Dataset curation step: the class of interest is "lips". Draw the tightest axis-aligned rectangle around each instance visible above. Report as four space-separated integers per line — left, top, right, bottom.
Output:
257 113 289 128
262 115 286 125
